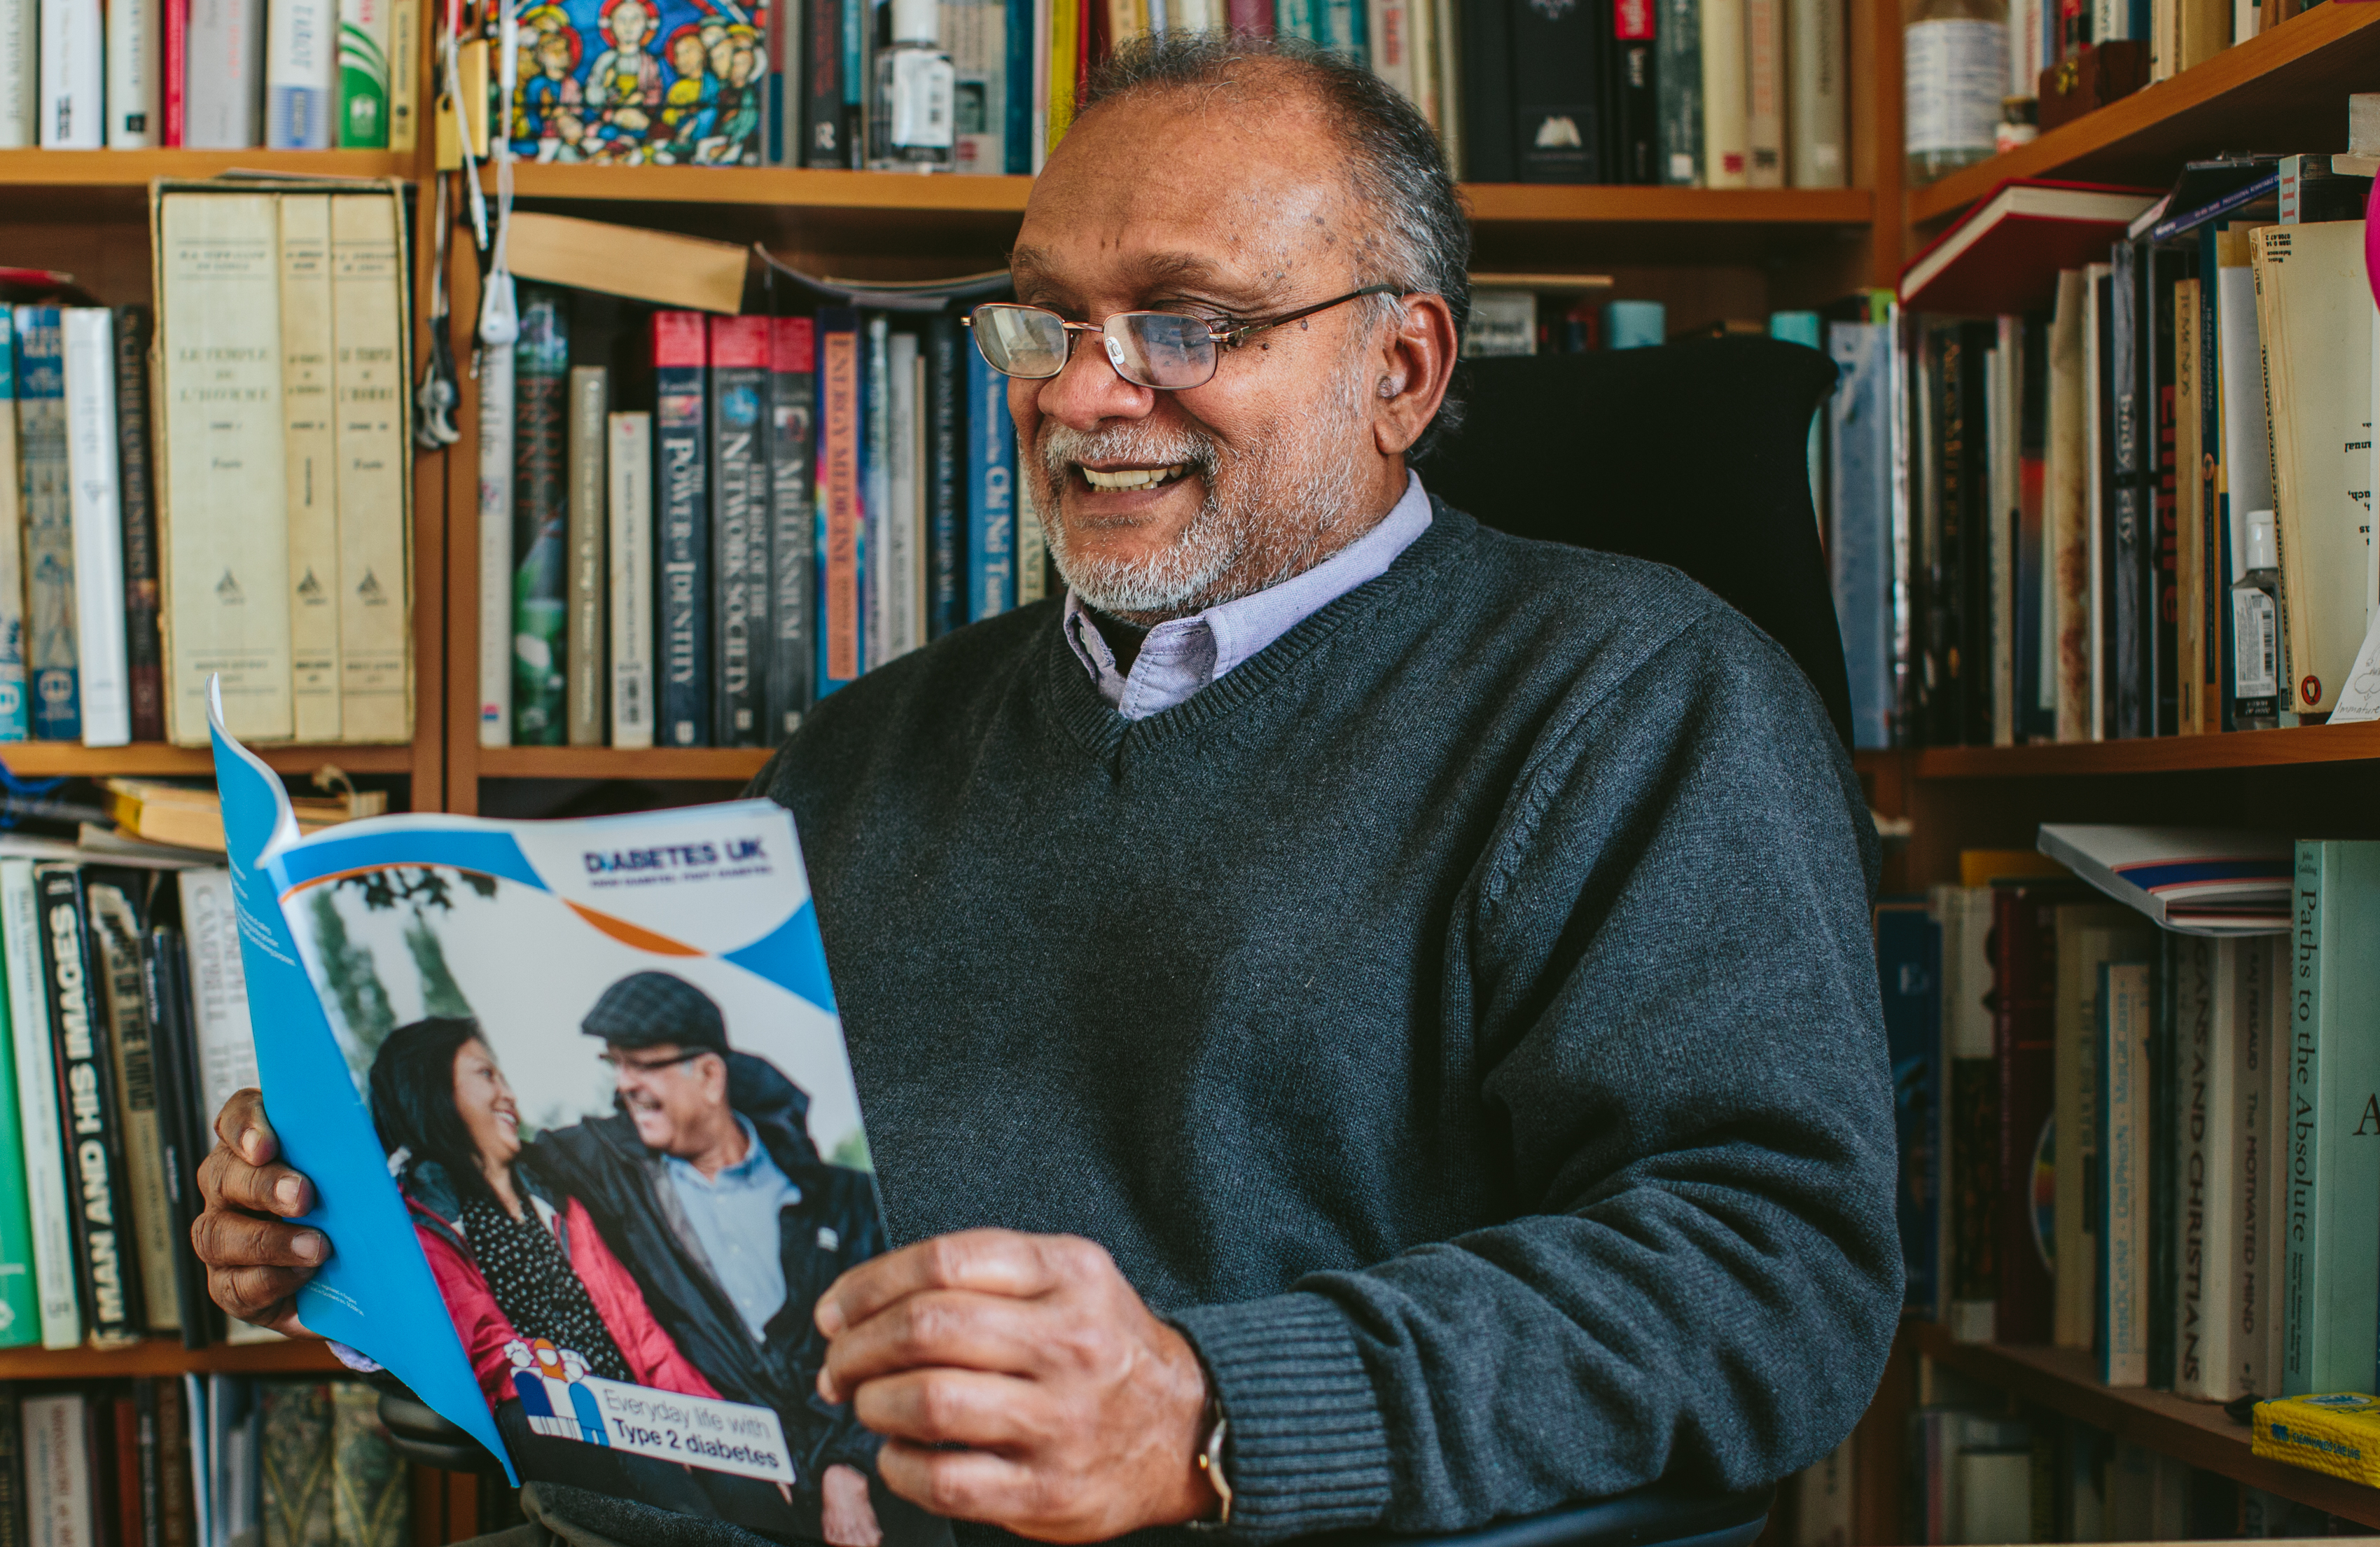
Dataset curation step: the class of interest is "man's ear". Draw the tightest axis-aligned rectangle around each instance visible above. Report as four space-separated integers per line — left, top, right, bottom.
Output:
1371 293 1458 457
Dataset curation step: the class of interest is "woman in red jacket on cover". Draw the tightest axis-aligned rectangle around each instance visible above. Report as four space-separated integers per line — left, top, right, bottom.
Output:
367 1017 721 1414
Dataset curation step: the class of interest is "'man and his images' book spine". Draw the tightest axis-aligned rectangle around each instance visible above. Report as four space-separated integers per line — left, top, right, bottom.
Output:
0 310 30 740
510 285 570 747
964 336 1015 623
606 412 655 751
565 364 608 747
34 862 144 1346
61 307 129 747
653 310 711 747
709 316 771 749
84 870 179 1336
13 306 79 743
2 859 78 1348
925 314 961 641
767 317 816 743
113 305 167 744
816 306 865 698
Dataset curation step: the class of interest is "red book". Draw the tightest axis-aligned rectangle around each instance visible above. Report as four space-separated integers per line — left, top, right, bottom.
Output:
1898 179 2160 317
163 0 188 144
1991 882 2066 1345
1226 0 1272 29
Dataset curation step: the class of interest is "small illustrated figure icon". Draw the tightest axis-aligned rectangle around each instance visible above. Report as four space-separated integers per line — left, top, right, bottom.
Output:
509 1338 611 1446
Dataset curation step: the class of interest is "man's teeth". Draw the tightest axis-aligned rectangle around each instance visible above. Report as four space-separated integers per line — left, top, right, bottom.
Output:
1080 464 1185 491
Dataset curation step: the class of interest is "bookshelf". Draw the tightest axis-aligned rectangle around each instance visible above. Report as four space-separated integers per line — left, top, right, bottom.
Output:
0 1335 345 1380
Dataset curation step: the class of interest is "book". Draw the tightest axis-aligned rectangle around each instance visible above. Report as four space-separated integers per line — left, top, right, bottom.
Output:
2251 221 2372 716
1933 884 1996 1344
83 870 180 1336
2243 934 2288 1399
156 191 295 745
23 1394 93 1546
61 310 130 749
880 327 920 665
329 192 411 744
2281 840 2380 1397
2099 959 2153 1386
2175 276 2206 735
654 311 711 747
1900 182 2162 317
36 863 144 1347
259 1383 331 1547
14 307 78 744
265 0 339 146
112 307 167 747
176 868 258 1147
606 412 655 751
766 317 815 744
964 335 1015 624
2051 903 2148 1350
186 0 265 146
0 0 30 146
925 315 961 642
1655 0 1701 184
108 0 163 144
2145 244 2185 739
2038 823 2291 934
280 195 342 745
165 0 188 145
1697 0 1746 188
142 921 215 1345
1511 0 1601 183
206 702 952 1547
503 214 751 319
1874 900 1940 1317
711 315 771 749
1743 0 1783 187
566 365 608 748
803 0 844 167
513 286 571 747
1 860 78 1351
0 311 27 742
2173 936 2241 1400
1784 0 1844 187
334 0 389 144
327 1384 405 1547
2215 226 2273 692
947 0 1007 172
384 0 415 149
0 868 40 1349
1456 0 1512 181
1991 883 2064 1346
2108 241 2147 740
818 306 865 698
36 0 101 146
477 283 515 750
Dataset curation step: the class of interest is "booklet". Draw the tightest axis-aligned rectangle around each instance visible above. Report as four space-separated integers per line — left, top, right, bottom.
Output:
210 685 947 1547
2036 823 2292 935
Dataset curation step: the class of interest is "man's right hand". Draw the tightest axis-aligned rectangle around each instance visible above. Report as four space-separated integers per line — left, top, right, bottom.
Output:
193 1089 328 1338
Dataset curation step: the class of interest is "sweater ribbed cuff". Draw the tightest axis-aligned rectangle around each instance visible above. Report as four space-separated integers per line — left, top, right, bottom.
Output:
1170 1292 1393 1541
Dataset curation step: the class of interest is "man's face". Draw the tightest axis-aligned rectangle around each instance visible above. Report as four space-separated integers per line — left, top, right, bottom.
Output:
611 0 649 49
1007 78 1410 623
607 1041 728 1156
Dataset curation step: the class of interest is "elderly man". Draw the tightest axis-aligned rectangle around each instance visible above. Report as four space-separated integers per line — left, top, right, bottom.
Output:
196 30 1899 1547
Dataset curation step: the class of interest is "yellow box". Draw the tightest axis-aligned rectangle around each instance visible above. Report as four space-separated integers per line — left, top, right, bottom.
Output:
2253 1392 2380 1485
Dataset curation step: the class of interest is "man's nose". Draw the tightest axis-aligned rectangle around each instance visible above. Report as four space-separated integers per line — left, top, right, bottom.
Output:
1034 327 1158 431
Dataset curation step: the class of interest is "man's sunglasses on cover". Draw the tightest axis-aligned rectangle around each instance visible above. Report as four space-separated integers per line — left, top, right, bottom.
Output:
964 285 1400 390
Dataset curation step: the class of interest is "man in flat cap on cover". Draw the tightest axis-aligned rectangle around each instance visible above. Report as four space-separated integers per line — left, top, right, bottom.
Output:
524 971 903 1547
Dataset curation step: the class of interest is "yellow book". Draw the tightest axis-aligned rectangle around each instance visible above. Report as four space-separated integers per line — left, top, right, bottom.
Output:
330 192 414 742
1048 0 1078 153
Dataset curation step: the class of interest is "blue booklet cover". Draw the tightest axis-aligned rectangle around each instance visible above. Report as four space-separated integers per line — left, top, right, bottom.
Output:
209 681 947 1547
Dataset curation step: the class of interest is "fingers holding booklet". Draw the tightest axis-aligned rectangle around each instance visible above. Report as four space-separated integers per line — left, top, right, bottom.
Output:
193 1090 324 1338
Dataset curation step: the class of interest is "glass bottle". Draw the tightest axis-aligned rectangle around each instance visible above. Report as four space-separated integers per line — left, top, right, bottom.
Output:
1905 0 2009 184
2229 508 2282 731
868 0 956 172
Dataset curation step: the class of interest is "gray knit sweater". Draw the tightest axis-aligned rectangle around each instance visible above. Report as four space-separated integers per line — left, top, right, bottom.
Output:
747 502 1900 1544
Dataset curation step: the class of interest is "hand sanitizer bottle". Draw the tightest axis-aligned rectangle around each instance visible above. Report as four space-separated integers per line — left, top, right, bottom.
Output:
2229 508 2282 731
868 0 955 172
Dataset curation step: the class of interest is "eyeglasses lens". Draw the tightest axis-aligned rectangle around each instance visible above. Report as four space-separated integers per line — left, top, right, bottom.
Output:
975 305 1069 378
1109 312 1216 389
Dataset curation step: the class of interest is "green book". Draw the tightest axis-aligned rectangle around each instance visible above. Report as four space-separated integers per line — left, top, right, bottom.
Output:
2281 839 2380 1396
336 0 393 148
262 1382 336 1547
0 931 45 1349
510 286 571 746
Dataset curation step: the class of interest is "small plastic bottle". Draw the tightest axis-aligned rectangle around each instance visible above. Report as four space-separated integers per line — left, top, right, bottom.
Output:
868 0 956 172
1904 0 2009 184
2229 508 2283 730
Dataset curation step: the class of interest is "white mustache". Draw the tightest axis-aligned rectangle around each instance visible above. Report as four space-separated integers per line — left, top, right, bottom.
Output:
1038 421 1219 482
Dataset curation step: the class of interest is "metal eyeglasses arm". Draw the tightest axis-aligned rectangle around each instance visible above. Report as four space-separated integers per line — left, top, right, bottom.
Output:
961 284 1404 348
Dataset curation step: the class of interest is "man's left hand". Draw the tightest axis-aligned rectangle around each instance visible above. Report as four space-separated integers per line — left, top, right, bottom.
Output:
816 1229 1215 1542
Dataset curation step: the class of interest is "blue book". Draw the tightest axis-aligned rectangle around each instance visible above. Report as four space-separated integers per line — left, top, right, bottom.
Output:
925 316 962 641
0 312 28 742
816 307 867 698
1827 318 1894 749
1003 0 1033 173
13 307 76 744
1873 900 1940 1317
653 312 711 747
964 342 1016 622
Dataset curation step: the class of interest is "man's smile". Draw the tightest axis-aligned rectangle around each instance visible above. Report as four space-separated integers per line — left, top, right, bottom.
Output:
1078 462 1191 492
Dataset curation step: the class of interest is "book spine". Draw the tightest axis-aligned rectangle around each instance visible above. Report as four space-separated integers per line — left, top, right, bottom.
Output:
1655 0 1700 183
881 328 919 662
157 193 293 744
565 366 608 748
265 0 338 146
476 315 514 748
106 0 163 144
1609 0 1654 185
23 1396 91 1546
840 0 865 165
0 0 32 146
155 1375 193 1542
817 306 864 698
184 0 265 146
2177 937 2242 1399
863 316 892 670
2148 912 2179 1389
15 310 78 743
2149 247 2182 739
83 876 177 1337
140 926 211 1348
653 311 711 747
333 0 389 145
2100 959 2150 1387
511 285 569 747
1874 903 1941 1317
112 307 166 747
1956 320 1993 748
926 316 961 641
0 1388 20 1544
382 0 414 148
36 865 143 1347
2108 242 2145 739
328 193 409 743
62 310 130 749
949 0 1005 174
803 0 842 166
1509 0 1599 183
176 870 258 1145
709 316 770 749
279 195 342 744
964 338 1015 623
1991 887 2057 1345
1743 0 1783 187
36 0 102 146
766 318 815 744
1368 0 1411 101
605 412 654 751
1697 0 1746 186
2 861 78 1350
1989 323 2017 747
1003 0 1031 172
1457 0 1511 181
0 862 37 1348
1938 888 1997 1343
162 0 187 144
1785 0 1844 186
0 312 29 741
2174 277 2203 735
327 1385 401 1547
2235 934 2275 1399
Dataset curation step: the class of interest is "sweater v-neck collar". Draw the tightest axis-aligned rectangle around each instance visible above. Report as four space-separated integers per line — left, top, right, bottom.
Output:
1037 501 1478 766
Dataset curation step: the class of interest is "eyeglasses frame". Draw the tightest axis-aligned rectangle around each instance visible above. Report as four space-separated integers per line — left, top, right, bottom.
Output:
963 284 1405 387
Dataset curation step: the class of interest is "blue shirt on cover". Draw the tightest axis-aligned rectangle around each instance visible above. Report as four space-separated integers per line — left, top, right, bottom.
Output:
664 1114 800 1340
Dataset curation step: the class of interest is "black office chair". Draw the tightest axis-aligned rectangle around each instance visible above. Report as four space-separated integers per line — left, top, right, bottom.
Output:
1417 335 1852 749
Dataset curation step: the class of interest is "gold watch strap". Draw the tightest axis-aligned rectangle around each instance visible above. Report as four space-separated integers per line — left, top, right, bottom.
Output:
1196 1414 1232 1527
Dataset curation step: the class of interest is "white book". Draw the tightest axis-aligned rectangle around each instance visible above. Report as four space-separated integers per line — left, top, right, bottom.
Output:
106 0 162 144
884 330 921 661
1365 0 1414 104
2215 229 2271 585
1 860 78 1350
61 309 129 749
157 193 295 744
1405 0 1438 133
1699 0 1748 188
178 869 260 1137
0 0 32 146
477 329 515 747
185 0 265 146
265 0 337 145
607 412 654 750
1743 0 1784 187
36 0 102 148
23 1393 92 1546
329 193 411 741
1785 0 1845 186
280 195 342 743
2174 936 2241 1400
2093 0 2129 38
946 0 1006 175
2007 0 2041 99
2102 959 2152 1387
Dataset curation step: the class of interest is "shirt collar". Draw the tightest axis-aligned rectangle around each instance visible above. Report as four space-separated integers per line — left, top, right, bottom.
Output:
666 1113 772 1187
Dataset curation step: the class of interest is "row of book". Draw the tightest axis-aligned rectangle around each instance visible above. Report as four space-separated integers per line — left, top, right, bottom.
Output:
487 286 1055 749
1830 143 2379 750
0 184 416 749
1 1378 409 1547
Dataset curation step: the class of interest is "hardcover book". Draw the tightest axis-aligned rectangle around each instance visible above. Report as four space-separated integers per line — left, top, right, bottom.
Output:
654 310 711 747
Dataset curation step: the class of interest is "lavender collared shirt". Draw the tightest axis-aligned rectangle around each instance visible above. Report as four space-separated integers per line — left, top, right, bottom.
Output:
1062 473 1434 720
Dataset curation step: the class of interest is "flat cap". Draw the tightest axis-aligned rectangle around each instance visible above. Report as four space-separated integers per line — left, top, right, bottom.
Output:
581 971 728 1053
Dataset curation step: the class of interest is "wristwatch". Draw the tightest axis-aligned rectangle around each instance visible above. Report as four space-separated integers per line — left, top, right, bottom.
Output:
1194 1392 1232 1528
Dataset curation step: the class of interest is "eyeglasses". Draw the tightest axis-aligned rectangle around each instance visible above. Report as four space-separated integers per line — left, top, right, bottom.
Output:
601 1048 711 1074
965 285 1401 391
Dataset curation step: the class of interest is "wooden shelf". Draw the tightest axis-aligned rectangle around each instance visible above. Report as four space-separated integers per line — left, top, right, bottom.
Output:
0 149 415 188
0 742 417 779
0 1335 345 1380
1910 1324 2380 1525
510 162 1034 211
1902 721 2380 777
475 746 773 782
1908 0 2380 223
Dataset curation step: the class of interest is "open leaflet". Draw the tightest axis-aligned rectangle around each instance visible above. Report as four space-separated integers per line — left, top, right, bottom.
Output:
209 683 947 1546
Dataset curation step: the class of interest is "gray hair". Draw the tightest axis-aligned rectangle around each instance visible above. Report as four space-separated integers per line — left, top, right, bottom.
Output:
1076 32 1471 456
